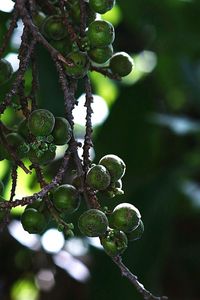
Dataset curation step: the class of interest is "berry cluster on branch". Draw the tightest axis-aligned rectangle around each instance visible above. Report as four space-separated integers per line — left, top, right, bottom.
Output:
0 1 167 299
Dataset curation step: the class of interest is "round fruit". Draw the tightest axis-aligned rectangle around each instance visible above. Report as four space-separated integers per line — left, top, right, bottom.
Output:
88 45 113 64
99 154 126 181
0 59 13 86
109 52 134 77
28 109 55 136
33 12 46 29
42 15 68 40
64 51 89 79
50 37 72 55
0 197 6 222
69 1 96 26
0 180 4 195
52 117 72 145
101 228 128 256
127 219 144 241
87 20 115 47
78 209 108 237
110 203 141 233
7 133 26 158
89 0 115 14
21 208 46 234
52 184 80 214
28 148 56 165
86 165 111 190
18 118 29 138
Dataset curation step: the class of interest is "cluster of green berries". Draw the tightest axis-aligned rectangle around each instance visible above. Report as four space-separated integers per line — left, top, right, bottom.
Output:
19 154 144 257
33 0 134 78
78 155 144 256
0 109 72 165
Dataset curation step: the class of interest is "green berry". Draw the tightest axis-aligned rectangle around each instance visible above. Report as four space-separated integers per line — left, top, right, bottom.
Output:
69 0 96 26
21 208 47 234
0 59 13 86
0 180 4 195
50 37 72 55
52 184 80 214
127 219 144 242
109 52 134 77
101 228 128 256
33 12 46 29
86 165 111 190
42 15 68 40
110 203 141 233
52 117 72 145
6 133 26 158
64 51 89 79
28 148 56 165
18 118 29 138
28 109 55 137
88 45 113 64
99 154 126 181
87 20 115 48
78 209 108 237
89 0 115 14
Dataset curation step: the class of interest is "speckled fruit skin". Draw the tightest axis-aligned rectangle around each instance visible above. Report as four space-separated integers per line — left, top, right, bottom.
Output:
87 20 115 47
64 51 89 79
52 117 72 145
101 228 128 256
88 45 113 64
89 0 115 14
86 165 111 190
99 154 126 182
110 203 141 233
109 52 134 77
127 219 144 241
69 0 96 26
28 148 56 165
21 208 46 234
52 184 80 214
78 209 108 237
0 180 4 195
28 109 55 137
42 15 68 40
0 59 13 85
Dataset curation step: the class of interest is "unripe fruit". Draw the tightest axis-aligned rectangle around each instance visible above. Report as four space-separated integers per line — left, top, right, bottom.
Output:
52 184 80 214
69 0 96 26
64 51 89 79
50 38 72 55
0 59 13 86
86 165 111 190
52 117 72 145
6 133 26 158
110 203 141 233
21 208 46 234
28 109 55 137
42 15 68 40
109 52 134 77
101 228 128 256
18 118 29 139
0 180 4 195
88 45 113 64
127 219 144 241
28 148 56 165
99 154 126 181
89 0 115 14
87 20 115 48
78 209 108 237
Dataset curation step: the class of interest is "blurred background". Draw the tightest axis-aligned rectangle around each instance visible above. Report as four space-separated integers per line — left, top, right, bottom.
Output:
1 0 200 299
